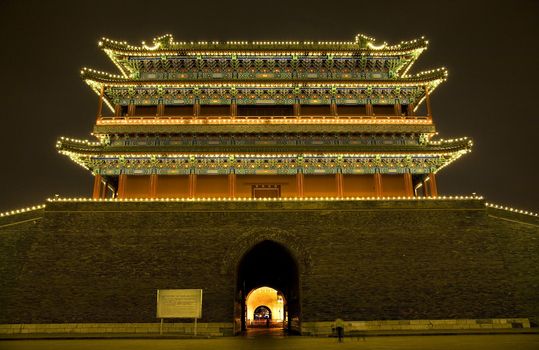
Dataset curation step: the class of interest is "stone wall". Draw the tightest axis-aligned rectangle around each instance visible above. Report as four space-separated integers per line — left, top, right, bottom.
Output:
301 318 531 336
0 322 233 336
0 199 537 330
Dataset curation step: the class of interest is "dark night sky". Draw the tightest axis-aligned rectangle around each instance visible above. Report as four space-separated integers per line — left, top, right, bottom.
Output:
0 0 537 212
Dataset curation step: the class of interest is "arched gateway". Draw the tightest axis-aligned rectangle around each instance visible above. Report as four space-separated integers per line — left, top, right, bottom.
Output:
236 240 300 333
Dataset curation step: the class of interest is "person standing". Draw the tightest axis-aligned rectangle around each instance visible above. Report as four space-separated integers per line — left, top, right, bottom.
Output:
334 318 345 342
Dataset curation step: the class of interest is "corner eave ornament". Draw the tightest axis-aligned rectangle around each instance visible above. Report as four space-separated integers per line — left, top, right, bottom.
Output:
355 33 386 50
143 34 174 50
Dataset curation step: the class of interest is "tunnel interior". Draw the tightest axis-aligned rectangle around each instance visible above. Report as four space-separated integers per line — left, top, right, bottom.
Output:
236 240 300 333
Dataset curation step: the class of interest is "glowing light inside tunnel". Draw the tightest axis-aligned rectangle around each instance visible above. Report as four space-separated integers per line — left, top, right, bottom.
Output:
246 286 285 325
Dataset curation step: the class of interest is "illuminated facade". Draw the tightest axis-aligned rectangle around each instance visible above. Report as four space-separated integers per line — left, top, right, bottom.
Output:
3 34 537 338
57 34 471 199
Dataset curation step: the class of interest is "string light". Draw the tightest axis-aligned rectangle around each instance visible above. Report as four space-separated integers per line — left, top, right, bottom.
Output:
58 34 472 194
82 34 445 116
87 34 435 110
56 143 471 175
98 33 427 54
485 203 539 217
81 67 124 80
55 150 470 159
0 204 46 218
9 35 531 228
4 200 535 222
83 75 446 87
56 136 102 146
429 137 470 145
83 77 447 114
46 195 484 203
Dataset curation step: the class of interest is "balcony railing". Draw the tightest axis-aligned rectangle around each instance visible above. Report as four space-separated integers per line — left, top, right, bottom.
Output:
96 115 432 126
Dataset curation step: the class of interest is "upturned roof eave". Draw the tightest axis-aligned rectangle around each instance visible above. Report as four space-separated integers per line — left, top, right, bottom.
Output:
81 70 447 86
57 138 471 156
82 69 446 114
99 39 428 56
98 35 428 76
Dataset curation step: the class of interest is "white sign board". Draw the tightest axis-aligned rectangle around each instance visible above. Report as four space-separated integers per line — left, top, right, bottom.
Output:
156 289 202 319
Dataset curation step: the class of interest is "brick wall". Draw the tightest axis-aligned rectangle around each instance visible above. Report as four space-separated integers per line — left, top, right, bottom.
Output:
0 200 537 326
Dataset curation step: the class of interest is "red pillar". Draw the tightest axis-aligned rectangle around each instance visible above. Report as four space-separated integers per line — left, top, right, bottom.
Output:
408 102 415 116
394 102 402 116
92 174 102 199
150 174 158 198
366 101 373 116
404 173 413 197
194 100 200 117
127 103 135 116
189 174 197 198
331 101 337 116
230 100 237 118
117 174 126 198
228 173 236 198
157 104 164 116
296 172 304 197
374 173 382 197
294 103 301 118
428 173 438 197
336 173 344 197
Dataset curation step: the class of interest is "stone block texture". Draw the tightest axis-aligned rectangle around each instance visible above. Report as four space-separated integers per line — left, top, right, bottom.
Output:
0 199 538 327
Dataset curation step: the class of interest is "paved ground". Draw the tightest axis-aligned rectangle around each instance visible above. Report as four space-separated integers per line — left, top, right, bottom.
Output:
1 334 538 350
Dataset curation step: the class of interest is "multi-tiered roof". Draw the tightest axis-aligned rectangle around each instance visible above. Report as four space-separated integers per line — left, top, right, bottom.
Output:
57 34 471 199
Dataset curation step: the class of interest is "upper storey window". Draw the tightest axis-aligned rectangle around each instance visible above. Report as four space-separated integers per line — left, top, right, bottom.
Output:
372 105 396 116
338 105 367 116
134 105 158 116
300 105 331 116
237 105 294 117
199 105 230 117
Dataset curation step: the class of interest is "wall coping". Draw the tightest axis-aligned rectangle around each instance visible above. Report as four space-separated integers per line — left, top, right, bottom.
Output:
43 197 486 213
